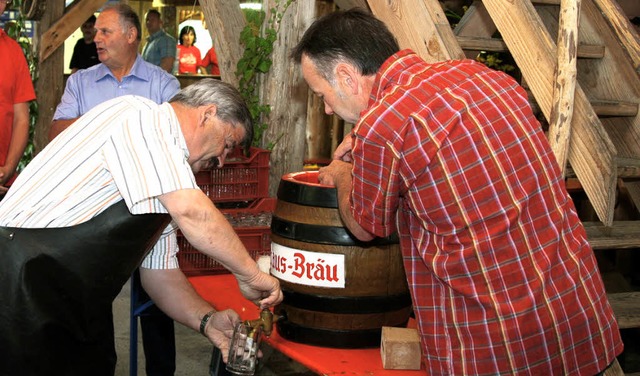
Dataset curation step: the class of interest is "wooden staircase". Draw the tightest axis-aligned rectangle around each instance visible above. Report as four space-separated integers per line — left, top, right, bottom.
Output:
451 0 640 335
364 0 640 373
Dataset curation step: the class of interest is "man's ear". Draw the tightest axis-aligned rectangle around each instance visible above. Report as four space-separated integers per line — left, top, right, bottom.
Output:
202 104 218 125
127 26 138 44
335 62 359 95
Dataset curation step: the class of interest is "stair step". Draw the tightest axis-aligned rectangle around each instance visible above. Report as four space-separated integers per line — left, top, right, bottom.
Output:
591 100 639 118
457 36 605 58
608 292 640 329
526 92 638 118
565 158 640 180
618 158 640 179
584 221 640 250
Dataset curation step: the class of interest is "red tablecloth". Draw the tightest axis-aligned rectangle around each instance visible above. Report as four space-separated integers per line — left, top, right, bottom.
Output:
188 274 425 375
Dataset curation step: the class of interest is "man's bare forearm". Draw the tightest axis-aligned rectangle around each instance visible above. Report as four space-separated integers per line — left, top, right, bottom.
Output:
49 118 77 141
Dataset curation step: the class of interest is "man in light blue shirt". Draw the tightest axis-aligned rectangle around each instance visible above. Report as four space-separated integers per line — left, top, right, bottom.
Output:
52 56 179 122
48 5 181 375
141 9 176 73
50 5 179 140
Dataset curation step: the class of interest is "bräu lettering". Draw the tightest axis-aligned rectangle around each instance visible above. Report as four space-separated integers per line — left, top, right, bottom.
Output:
272 250 341 283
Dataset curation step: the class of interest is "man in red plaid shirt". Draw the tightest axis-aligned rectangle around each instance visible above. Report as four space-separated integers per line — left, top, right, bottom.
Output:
292 8 622 375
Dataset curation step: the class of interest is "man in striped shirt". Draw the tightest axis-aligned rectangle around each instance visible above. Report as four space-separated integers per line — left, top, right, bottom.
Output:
48 5 182 374
293 9 622 375
0 79 283 375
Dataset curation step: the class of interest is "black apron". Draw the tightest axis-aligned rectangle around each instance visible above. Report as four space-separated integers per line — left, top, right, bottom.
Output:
0 200 171 376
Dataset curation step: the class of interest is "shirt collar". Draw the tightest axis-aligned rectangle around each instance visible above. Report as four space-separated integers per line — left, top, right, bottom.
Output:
147 30 165 41
94 55 153 83
369 49 417 108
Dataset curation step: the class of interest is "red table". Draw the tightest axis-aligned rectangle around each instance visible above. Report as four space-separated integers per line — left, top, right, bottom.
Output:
188 274 426 375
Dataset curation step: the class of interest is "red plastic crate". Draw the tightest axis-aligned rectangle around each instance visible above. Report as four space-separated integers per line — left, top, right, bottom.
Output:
177 197 276 276
194 147 270 203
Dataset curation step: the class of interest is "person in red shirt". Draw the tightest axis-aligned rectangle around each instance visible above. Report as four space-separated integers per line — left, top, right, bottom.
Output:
292 8 622 376
201 46 220 76
0 0 36 199
176 25 205 74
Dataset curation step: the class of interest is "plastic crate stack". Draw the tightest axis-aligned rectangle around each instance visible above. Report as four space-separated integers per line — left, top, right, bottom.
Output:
177 146 274 275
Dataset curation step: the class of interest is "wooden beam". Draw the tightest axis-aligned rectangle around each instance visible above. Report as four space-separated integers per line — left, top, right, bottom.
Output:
456 36 605 58
565 157 640 178
333 0 369 11
199 0 245 86
262 0 317 196
305 1 336 163
584 221 640 249
528 92 638 117
590 99 639 117
482 0 617 226
39 0 106 63
607 292 640 329
547 0 581 176
592 0 640 75
34 0 66 153
617 157 640 178
367 0 465 63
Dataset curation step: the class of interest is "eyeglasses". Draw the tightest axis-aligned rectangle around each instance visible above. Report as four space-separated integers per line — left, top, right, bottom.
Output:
0 0 12 4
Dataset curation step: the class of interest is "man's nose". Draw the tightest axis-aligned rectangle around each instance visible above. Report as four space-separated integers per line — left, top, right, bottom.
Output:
217 149 232 168
324 104 334 116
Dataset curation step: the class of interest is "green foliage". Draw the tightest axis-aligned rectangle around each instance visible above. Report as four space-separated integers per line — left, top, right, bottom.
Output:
476 51 516 75
443 8 464 29
236 0 293 148
4 0 38 172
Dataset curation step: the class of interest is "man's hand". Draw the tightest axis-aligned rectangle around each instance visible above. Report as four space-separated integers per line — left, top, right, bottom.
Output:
236 270 283 310
318 160 352 187
333 136 353 162
318 160 375 242
202 309 241 363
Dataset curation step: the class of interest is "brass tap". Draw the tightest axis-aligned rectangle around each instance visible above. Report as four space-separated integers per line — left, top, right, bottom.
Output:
243 308 281 337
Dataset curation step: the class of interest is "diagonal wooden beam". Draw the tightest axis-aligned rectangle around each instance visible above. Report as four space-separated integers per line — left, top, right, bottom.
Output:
39 0 107 63
592 0 640 76
333 0 370 11
367 0 465 62
482 0 617 225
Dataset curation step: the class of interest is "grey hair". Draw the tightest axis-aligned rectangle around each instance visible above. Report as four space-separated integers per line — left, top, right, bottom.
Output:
170 79 253 147
101 3 142 41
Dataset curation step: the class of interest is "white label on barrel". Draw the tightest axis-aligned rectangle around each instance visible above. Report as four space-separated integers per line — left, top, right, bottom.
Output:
270 243 345 288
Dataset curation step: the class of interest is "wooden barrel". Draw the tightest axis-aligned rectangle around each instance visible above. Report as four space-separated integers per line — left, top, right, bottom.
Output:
270 171 412 348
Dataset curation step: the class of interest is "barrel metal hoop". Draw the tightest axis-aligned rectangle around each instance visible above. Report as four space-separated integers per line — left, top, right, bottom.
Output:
277 178 338 208
271 217 398 246
281 288 412 314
